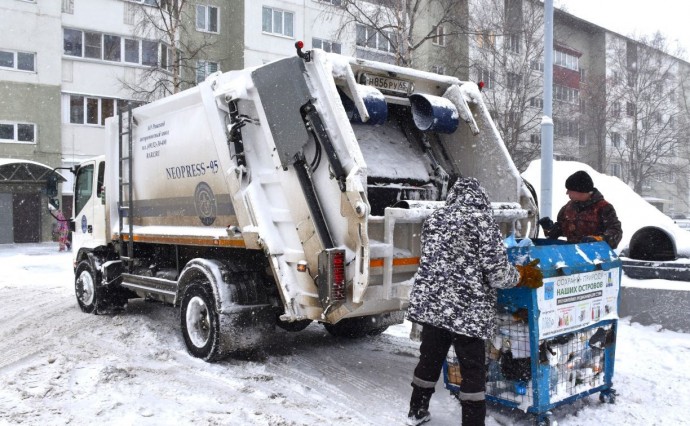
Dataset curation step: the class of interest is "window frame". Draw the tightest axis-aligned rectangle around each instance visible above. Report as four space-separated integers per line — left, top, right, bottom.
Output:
432 25 446 47
262 6 294 38
196 60 219 84
0 49 36 72
63 28 162 69
312 37 341 54
196 4 220 33
0 121 37 144
66 94 127 127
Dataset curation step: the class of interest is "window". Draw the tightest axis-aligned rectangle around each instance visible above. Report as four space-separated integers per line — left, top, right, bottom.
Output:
312 38 341 54
196 60 219 84
611 132 620 148
67 95 122 126
531 60 544 72
74 164 94 216
317 0 342 5
610 163 621 178
477 30 495 49
507 72 521 90
579 131 587 146
0 49 35 72
611 101 620 118
554 49 579 71
128 0 158 5
554 118 578 138
626 101 635 116
432 26 446 47
124 38 139 63
431 65 445 75
554 85 579 104
63 28 164 68
529 97 543 109
103 34 121 61
477 68 495 89
142 40 158 66
507 34 520 53
579 68 586 82
262 6 293 37
196 5 219 33
530 133 541 145
0 122 36 143
356 24 393 53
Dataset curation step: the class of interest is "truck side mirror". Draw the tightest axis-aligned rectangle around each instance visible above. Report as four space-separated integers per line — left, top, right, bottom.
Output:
47 174 58 197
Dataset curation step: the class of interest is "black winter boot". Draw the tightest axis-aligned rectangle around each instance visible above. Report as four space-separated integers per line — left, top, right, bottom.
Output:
461 400 486 426
407 384 434 425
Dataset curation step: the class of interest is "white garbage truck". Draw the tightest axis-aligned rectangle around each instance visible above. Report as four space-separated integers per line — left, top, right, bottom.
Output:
61 45 538 361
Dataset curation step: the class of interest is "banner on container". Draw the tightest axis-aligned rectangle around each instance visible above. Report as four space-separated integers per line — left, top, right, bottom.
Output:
536 268 620 339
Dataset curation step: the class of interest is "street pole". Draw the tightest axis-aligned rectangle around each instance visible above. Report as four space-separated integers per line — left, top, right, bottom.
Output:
540 0 554 220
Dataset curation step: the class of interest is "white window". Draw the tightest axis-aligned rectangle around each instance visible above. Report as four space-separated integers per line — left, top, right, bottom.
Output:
196 60 219 84
262 6 293 37
196 5 219 33
507 34 520 53
66 95 124 126
531 60 544 72
63 28 161 68
128 0 158 5
554 49 579 71
312 38 341 54
0 49 35 72
477 68 495 89
317 0 342 5
432 26 446 47
0 122 36 144
356 24 393 53
610 163 621 178
530 97 543 109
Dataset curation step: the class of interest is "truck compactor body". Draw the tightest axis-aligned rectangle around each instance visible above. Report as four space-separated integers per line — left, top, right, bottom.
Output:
67 48 537 361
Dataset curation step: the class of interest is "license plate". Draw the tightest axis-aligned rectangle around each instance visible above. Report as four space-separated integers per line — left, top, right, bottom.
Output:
360 73 412 95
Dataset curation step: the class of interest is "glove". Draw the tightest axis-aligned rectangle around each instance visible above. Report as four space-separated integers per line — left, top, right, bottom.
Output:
515 259 544 289
538 217 554 232
581 235 604 243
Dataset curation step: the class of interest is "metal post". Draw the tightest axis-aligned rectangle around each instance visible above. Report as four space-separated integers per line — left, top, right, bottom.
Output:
541 0 554 219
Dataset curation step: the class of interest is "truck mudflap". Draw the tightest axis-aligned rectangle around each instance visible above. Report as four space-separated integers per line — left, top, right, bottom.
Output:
217 304 276 353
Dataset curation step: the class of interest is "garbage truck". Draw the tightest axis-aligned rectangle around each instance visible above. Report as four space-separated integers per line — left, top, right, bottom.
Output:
60 44 538 361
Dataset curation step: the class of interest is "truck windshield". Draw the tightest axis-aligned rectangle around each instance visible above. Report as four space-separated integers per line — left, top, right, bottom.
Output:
74 164 94 216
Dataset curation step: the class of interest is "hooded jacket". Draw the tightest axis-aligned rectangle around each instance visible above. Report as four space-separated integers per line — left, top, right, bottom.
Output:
547 188 623 249
406 177 520 339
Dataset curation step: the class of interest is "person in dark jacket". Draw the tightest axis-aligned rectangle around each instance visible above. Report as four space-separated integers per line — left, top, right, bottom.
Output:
406 177 543 426
539 170 623 249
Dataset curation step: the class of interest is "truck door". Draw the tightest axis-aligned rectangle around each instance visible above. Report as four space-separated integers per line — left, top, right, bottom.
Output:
72 161 95 251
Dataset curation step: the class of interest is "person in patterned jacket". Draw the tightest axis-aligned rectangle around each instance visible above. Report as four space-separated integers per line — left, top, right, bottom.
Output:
539 170 623 249
405 177 542 426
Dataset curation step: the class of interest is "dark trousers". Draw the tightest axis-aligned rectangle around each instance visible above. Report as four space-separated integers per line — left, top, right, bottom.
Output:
410 324 487 425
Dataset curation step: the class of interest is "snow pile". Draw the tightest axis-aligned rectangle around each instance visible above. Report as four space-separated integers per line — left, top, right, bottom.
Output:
522 160 690 255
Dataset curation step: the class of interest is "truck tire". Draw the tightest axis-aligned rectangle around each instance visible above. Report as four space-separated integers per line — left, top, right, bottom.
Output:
75 258 128 314
75 260 101 314
180 283 224 361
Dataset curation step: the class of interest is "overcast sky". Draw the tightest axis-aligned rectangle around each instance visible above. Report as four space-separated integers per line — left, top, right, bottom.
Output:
554 0 690 60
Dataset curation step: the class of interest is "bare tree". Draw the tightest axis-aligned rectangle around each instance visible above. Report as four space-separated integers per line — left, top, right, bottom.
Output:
329 0 469 67
121 0 217 101
467 0 545 171
604 33 690 194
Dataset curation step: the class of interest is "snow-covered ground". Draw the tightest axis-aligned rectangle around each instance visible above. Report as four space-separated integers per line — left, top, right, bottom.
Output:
1 243 689 425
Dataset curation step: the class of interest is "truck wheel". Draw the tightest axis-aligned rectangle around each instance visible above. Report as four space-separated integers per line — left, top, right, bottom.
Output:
75 260 101 314
180 283 223 361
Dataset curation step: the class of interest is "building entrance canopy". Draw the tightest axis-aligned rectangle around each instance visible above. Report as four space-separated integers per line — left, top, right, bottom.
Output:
0 159 66 183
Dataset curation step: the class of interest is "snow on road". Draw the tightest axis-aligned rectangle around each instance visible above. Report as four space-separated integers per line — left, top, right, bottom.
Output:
1 243 689 425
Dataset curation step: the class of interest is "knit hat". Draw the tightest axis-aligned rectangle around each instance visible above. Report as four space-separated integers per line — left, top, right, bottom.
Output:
565 171 594 193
